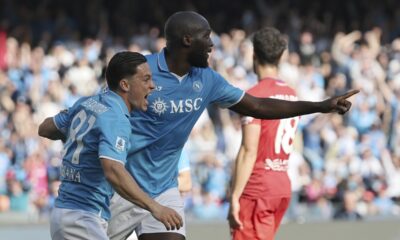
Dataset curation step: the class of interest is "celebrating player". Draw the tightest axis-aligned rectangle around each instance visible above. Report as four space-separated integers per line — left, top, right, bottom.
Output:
38 52 182 240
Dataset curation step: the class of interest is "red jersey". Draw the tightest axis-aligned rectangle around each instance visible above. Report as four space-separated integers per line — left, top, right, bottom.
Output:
242 78 299 199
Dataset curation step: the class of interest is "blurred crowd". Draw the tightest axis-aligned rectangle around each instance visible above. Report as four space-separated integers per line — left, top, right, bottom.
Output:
0 0 400 223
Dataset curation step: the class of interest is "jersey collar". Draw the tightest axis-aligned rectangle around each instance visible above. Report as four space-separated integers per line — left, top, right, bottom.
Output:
157 48 169 72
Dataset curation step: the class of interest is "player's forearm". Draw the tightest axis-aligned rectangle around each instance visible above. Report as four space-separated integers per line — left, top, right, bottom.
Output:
105 163 159 213
178 170 192 193
231 148 257 200
230 95 325 120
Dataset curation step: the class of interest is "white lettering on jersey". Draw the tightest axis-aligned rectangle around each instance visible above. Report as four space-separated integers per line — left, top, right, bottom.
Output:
60 165 81 182
269 94 298 101
82 98 109 114
150 97 203 115
264 158 288 171
170 98 203 113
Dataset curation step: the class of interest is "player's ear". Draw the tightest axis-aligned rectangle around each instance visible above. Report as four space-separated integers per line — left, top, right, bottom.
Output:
182 34 192 47
120 79 130 92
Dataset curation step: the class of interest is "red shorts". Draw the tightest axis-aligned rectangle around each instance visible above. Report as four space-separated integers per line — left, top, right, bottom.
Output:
231 196 290 240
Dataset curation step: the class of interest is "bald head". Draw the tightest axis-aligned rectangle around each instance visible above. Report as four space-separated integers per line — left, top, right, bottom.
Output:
164 11 210 47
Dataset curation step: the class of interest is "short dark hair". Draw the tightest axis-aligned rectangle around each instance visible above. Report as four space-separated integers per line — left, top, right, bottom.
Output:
106 51 147 90
252 27 287 66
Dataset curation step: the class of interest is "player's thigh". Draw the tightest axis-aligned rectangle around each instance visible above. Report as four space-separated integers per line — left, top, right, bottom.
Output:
108 193 149 240
231 198 257 240
50 207 108 240
255 208 276 240
136 187 186 239
255 197 291 240
273 197 291 233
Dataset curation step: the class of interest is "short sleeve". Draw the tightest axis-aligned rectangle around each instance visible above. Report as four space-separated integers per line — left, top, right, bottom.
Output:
241 116 261 126
98 113 131 164
54 97 88 135
54 109 73 135
208 70 245 108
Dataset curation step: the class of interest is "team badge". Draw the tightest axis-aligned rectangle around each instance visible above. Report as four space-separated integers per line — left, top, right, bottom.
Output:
115 137 126 152
151 97 168 116
193 81 203 92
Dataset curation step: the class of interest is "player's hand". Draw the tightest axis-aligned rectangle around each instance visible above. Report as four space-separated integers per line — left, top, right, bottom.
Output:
320 89 359 114
228 198 243 230
151 204 183 231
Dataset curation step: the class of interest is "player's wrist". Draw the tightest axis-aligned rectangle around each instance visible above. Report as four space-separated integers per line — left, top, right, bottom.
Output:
147 200 161 214
230 193 240 202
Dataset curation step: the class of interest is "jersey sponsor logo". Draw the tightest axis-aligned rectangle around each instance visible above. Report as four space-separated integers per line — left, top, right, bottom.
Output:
115 136 126 152
193 81 203 92
264 158 288 171
150 97 203 115
151 97 169 116
170 98 203 113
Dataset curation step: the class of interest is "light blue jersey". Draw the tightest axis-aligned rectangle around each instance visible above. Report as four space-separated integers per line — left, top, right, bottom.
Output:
127 49 244 197
54 91 131 220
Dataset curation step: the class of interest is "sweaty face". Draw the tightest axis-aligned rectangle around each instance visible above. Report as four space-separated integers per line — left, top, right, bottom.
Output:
188 27 213 68
127 63 154 111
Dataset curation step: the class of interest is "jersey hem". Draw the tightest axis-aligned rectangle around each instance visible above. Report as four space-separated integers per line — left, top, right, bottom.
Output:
98 156 125 164
224 90 245 108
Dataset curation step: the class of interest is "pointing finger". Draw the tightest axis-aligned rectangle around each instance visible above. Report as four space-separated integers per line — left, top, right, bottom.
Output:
340 89 359 99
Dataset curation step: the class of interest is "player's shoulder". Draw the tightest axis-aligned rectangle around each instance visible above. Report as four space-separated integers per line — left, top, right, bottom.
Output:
268 78 296 94
145 52 157 61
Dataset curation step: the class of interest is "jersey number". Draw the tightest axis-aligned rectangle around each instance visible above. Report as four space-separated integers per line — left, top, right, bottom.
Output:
274 117 299 154
65 110 96 164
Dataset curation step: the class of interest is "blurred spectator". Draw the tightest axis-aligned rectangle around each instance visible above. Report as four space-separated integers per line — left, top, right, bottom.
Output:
333 191 363 221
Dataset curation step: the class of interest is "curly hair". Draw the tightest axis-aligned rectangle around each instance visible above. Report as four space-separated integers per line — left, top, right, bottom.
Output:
252 27 287 66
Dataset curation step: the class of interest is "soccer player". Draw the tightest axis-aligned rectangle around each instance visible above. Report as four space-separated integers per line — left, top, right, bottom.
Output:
44 12 357 240
227 27 299 240
38 52 182 240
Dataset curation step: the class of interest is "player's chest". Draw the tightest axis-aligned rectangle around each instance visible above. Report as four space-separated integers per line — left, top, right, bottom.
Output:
146 78 207 118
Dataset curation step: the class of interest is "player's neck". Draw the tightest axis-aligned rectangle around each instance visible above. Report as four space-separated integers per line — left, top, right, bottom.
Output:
256 64 279 80
115 90 133 113
165 48 190 76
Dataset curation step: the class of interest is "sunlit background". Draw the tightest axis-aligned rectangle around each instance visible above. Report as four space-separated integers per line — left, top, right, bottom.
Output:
0 0 400 239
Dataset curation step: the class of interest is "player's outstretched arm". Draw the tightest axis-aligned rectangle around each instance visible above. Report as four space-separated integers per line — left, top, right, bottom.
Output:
38 117 66 141
100 159 183 231
229 90 359 119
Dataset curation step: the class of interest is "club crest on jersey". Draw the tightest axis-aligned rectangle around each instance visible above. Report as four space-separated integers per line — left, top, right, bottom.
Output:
115 137 126 152
151 97 168 116
193 81 203 92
